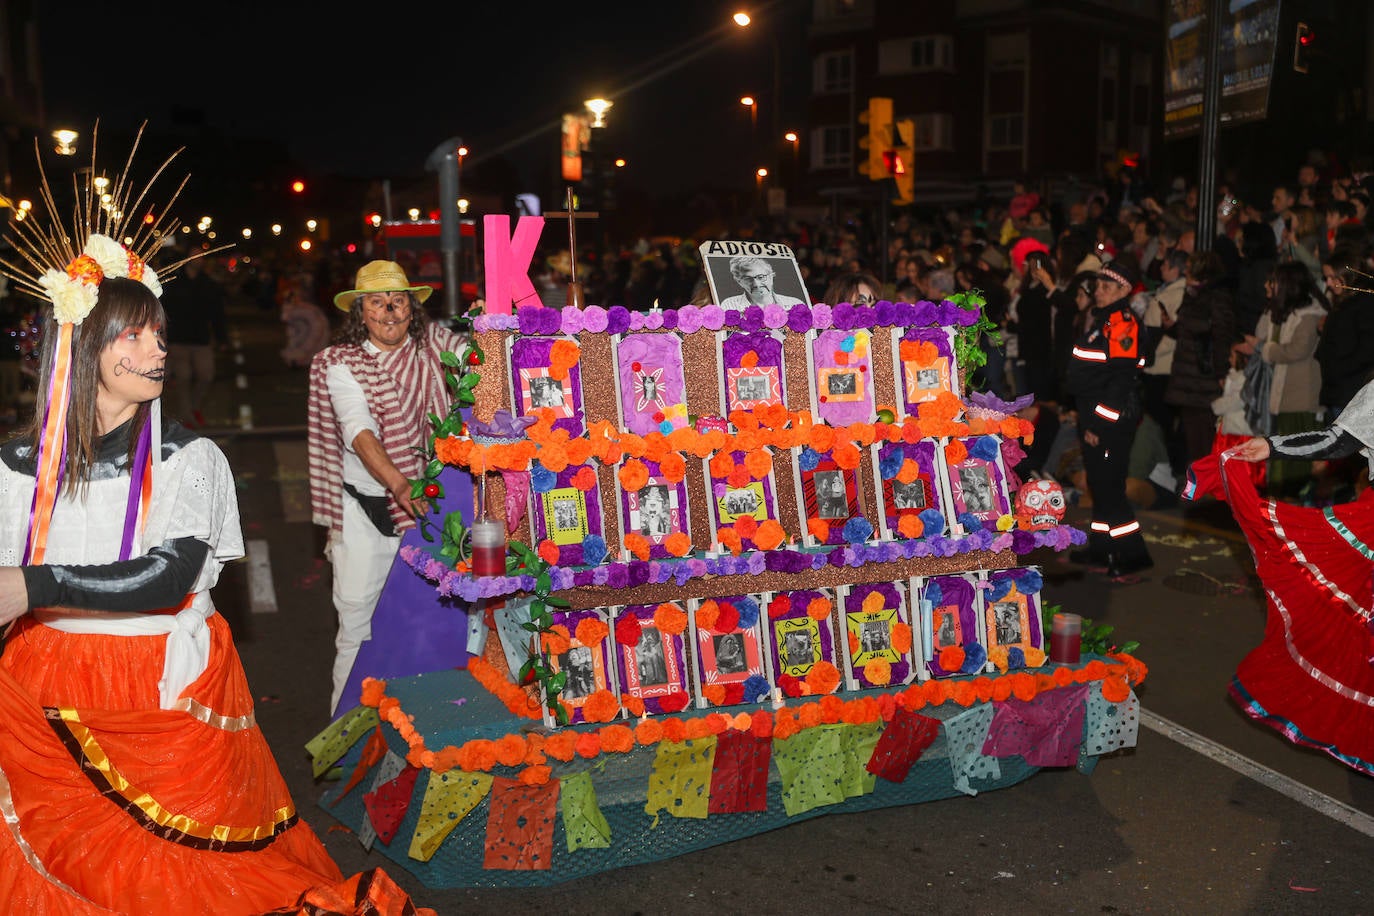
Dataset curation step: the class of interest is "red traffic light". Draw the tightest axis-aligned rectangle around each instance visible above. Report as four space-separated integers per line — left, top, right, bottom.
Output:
881 149 906 176
1299 30 1313 46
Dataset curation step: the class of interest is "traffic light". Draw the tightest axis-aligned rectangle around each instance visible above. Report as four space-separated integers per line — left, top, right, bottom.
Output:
891 117 915 205
857 97 893 181
1293 21 1314 73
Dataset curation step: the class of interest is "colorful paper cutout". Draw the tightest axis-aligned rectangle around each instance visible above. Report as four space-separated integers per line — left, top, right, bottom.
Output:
483 776 560 871
363 763 421 846
708 731 771 813
983 684 1091 767
866 708 942 782
560 771 612 852
330 725 388 805
407 769 494 862
773 724 848 816
306 705 379 778
356 749 407 851
645 737 717 825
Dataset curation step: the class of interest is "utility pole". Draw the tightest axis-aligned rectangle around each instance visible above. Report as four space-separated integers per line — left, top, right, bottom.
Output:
1195 0 1225 250
425 137 464 320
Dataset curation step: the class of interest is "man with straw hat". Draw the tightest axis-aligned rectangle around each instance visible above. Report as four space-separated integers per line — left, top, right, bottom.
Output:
307 260 466 713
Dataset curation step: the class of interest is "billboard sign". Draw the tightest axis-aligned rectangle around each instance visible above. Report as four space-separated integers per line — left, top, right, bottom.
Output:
1164 0 1282 139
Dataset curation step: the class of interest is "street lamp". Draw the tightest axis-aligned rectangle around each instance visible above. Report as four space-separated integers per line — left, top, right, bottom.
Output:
52 129 79 156
732 12 782 169
740 95 757 131
733 11 750 26
583 97 612 128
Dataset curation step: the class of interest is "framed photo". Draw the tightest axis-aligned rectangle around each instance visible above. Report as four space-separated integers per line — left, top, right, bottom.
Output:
706 450 778 551
981 567 1045 667
810 328 875 426
794 452 863 547
840 582 913 690
532 465 603 565
690 595 770 709
943 437 1012 530
872 438 949 540
720 330 786 414
892 327 959 416
614 332 688 436
764 589 840 686
543 608 616 727
617 458 691 560
612 604 692 715
697 240 810 308
509 336 585 435
916 573 984 680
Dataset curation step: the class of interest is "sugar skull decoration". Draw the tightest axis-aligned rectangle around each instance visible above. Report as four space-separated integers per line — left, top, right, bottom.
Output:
1013 479 1066 530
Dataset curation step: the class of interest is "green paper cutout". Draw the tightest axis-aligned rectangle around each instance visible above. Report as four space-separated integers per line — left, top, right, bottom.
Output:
773 725 848 817
406 769 494 862
645 737 717 826
305 705 379 778
839 721 881 799
560 771 612 852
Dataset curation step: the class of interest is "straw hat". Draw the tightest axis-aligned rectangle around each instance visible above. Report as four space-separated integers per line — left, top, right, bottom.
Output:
333 260 433 311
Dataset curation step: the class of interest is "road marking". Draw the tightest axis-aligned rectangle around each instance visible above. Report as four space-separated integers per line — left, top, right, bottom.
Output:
1141 708 1374 837
246 539 278 613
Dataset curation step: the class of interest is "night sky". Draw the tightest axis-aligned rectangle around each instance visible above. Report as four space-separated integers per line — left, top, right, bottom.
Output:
39 1 809 203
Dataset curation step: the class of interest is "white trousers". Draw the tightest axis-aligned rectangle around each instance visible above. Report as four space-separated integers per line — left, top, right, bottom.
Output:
326 497 400 712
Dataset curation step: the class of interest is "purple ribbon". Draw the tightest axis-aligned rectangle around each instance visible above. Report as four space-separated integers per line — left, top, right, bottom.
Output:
118 417 152 562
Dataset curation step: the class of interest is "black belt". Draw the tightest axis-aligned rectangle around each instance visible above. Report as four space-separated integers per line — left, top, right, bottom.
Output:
343 482 397 537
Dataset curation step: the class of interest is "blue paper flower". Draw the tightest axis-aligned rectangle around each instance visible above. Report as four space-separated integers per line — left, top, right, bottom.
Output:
530 463 556 493
743 675 771 705
842 516 873 544
798 447 821 472
919 509 945 535
840 334 856 353
659 420 674 435
924 581 943 605
1007 647 1026 669
878 448 904 480
736 596 760 629
1015 568 1044 594
987 578 1013 603
960 641 988 674
970 435 1001 461
957 512 984 533
581 534 607 566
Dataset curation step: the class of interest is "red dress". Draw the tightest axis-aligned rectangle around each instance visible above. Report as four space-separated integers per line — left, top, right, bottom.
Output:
1187 448 1374 774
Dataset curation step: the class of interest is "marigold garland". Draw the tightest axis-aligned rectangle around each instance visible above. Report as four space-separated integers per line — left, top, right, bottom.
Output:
574 618 609 647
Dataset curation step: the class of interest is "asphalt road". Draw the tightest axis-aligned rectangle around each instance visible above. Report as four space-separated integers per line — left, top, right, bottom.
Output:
177 301 1374 914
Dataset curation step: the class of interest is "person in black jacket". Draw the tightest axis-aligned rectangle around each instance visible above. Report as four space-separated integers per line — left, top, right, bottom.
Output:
1009 249 1057 402
1065 257 1153 577
1164 250 1236 466
1315 248 1374 417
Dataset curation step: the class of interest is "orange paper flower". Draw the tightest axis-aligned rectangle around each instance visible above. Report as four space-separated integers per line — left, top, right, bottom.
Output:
695 599 720 632
570 465 599 491
806 596 833 621
635 718 664 745
944 439 968 466
664 531 692 557
495 733 528 767
744 448 773 479
862 658 893 686
619 459 650 492
753 519 786 551
805 660 842 695
897 514 923 539
658 452 686 483
740 349 759 368
623 532 652 561
653 603 688 636
582 689 621 724
537 540 561 565
541 625 571 657
574 732 602 758
599 724 635 753
807 517 831 541
518 765 552 786
891 623 913 654
703 684 727 706
621 695 646 718
717 528 743 555
574 618 609 648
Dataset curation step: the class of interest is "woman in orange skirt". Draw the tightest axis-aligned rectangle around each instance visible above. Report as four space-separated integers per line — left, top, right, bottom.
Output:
0 150 431 915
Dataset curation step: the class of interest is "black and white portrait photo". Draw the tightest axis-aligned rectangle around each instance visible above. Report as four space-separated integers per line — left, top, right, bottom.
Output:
782 629 814 667
637 484 671 537
916 367 941 390
815 470 848 519
529 375 565 409
553 497 580 531
724 486 760 518
995 602 1022 645
892 478 926 510
560 645 596 699
859 620 891 654
698 241 810 308
936 611 957 648
827 371 857 396
734 373 771 403
712 632 747 674
958 464 994 513
635 626 669 686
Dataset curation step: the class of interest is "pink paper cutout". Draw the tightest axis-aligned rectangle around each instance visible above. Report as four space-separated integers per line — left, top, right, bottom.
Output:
982 683 1091 767
502 468 530 532
483 215 544 315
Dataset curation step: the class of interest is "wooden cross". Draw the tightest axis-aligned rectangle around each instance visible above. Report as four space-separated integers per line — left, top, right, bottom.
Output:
544 187 599 307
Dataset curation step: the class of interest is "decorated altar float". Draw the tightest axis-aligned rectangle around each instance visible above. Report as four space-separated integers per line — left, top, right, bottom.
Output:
308 231 1146 887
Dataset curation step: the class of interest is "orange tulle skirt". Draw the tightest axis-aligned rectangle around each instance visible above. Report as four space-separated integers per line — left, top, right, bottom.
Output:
0 612 432 915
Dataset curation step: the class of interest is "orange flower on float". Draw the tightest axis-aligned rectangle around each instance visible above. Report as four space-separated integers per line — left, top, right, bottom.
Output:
863 658 893 686
1081 660 1108 680
378 696 400 717
923 680 948 705
760 403 790 431
495 734 528 767
565 438 593 465
895 459 920 485
750 709 773 739
753 519 786 551
708 450 735 479
1010 673 1038 701
456 739 497 772
537 540 561 566
734 514 758 540
684 717 714 740
726 465 751 489
635 718 664 745
542 730 577 762
703 684 727 706
734 428 761 453
944 439 968 466
621 695 646 719
833 351 849 367
718 528 743 555
832 442 861 470
991 677 1013 701
891 623 913 654
773 709 800 741
1051 666 1075 687
1023 646 1047 668
575 618 609 647
797 704 823 729
360 678 387 707
523 733 547 765
660 717 687 743
541 625 571 657
599 724 635 753
570 465 599 491
653 603 688 636
806 596 832 621
539 444 570 474
847 422 876 448
729 408 759 431
806 660 842 695
938 645 965 672
744 448 773 479
433 436 472 467
574 732 602 758
658 452 686 483
986 645 1009 672
739 349 760 369
518 765 552 786
897 514 923 539
623 532 652 561
695 599 720 631
807 517 831 541
973 677 995 702
664 532 692 557
808 424 837 454
950 681 977 706
847 631 860 655
547 340 581 380
619 459 649 492
431 746 463 774
1101 673 1131 703
582 689 621 724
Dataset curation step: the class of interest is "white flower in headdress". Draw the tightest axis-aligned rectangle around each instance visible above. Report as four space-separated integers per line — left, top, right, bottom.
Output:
84 234 130 279
140 264 162 298
39 268 99 325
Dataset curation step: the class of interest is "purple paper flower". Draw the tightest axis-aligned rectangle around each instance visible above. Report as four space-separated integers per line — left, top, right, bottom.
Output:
832 303 855 329
661 309 679 330
875 302 896 326
763 304 786 329
968 391 1035 418
543 308 563 335
607 566 628 589
843 547 862 567
991 533 1015 552
738 305 763 332
910 301 937 326
469 409 536 441
955 303 982 326
645 310 664 330
574 569 594 587
787 304 812 334
689 558 708 577
627 560 650 587
582 306 608 333
827 548 846 568
677 305 703 334
702 305 726 331
592 566 610 586
561 306 584 335
1012 529 1036 554
674 563 694 586
607 306 631 335
853 305 876 328
628 311 646 331
811 303 832 329
517 306 544 335
746 551 767 575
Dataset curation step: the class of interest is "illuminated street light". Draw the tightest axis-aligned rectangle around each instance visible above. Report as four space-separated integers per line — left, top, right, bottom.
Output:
369 213 382 227
407 207 421 221
733 12 750 26
241 228 252 239
271 224 282 236
584 97 612 128
756 167 769 179
740 95 757 131
300 239 312 251
457 146 469 158
457 198 470 214
306 219 318 232
93 176 110 193
614 158 627 168
52 129 78 156
784 131 798 143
